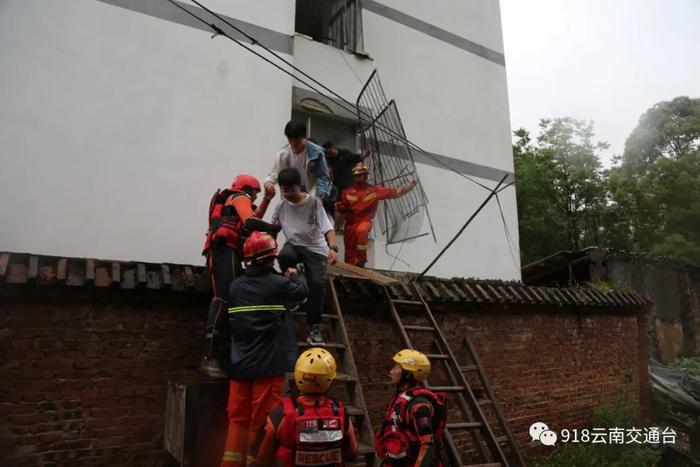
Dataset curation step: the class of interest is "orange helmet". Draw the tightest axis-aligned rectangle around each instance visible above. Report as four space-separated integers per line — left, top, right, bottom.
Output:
231 174 261 193
243 232 277 264
352 163 369 176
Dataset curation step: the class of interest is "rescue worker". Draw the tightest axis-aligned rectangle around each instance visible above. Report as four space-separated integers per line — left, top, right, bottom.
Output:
374 349 447 466
201 174 280 379
250 348 358 467
336 163 418 267
222 231 308 467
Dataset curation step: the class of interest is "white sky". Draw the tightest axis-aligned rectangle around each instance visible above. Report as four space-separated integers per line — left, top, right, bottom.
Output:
500 0 700 166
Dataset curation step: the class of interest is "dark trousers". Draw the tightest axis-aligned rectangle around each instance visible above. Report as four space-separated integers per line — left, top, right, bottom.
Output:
277 243 327 326
208 242 242 300
205 242 242 362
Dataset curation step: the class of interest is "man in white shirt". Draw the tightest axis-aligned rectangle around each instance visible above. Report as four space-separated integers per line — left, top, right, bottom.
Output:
264 121 332 200
272 168 338 345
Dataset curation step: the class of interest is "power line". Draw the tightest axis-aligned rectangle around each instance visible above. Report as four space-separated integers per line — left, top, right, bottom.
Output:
168 0 496 192
418 174 508 279
164 0 519 271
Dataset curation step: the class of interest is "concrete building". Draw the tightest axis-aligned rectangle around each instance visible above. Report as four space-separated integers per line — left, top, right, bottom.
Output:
0 0 519 279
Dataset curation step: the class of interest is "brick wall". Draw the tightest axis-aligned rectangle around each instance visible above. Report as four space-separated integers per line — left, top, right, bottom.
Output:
0 287 649 466
0 289 206 466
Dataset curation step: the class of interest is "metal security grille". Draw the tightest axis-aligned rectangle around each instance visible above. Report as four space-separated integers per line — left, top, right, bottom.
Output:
328 0 364 52
356 70 436 245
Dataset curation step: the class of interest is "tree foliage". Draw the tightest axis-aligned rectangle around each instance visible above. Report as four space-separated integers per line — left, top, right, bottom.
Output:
514 97 700 267
514 118 608 265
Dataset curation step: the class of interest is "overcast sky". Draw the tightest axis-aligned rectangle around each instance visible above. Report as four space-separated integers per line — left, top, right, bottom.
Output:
500 0 700 166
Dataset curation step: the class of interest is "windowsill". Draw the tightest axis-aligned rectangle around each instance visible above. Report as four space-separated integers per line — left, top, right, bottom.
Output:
291 32 373 60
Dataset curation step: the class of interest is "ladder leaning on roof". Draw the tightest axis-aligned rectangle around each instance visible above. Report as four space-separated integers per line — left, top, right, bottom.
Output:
383 280 526 467
286 274 377 467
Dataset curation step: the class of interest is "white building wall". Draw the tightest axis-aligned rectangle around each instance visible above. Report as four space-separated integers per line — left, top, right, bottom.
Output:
0 0 520 280
0 0 292 265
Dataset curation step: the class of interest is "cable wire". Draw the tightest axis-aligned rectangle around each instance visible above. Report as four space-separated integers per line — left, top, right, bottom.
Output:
169 0 496 192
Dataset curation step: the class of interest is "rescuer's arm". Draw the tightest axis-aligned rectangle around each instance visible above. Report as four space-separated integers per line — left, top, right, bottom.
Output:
231 194 281 234
264 151 281 196
249 408 283 467
342 416 359 462
390 180 418 199
282 269 308 307
334 190 348 227
408 398 437 467
253 189 275 219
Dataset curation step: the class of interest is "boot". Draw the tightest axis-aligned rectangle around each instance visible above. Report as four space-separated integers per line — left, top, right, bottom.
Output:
200 297 227 379
306 323 325 345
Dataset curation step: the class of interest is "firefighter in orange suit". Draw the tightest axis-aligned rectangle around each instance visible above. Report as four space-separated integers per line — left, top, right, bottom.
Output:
374 349 447 466
201 174 280 379
221 232 307 467
249 348 358 467
336 163 418 267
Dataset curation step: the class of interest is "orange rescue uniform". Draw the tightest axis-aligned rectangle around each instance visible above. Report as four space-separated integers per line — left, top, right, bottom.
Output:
337 184 402 265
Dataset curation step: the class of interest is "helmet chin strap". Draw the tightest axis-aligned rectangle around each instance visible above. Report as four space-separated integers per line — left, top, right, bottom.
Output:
396 370 416 393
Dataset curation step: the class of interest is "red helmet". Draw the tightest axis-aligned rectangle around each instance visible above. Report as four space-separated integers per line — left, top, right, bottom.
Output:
243 232 278 263
231 174 261 193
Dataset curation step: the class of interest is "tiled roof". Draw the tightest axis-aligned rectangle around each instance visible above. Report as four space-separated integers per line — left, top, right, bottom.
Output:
0 251 647 308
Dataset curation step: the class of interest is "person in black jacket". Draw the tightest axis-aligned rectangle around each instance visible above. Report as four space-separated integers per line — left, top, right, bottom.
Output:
220 231 307 467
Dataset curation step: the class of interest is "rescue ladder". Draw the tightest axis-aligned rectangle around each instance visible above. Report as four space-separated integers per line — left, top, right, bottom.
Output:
384 281 526 467
288 276 377 466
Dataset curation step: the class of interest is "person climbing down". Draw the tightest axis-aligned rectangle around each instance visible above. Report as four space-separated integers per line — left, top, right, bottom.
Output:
249 347 358 467
201 174 280 379
336 163 417 267
273 168 338 345
374 349 447 466
264 120 332 200
221 231 307 467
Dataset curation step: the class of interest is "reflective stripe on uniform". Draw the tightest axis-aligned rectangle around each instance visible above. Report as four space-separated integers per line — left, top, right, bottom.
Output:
363 193 377 201
357 244 368 250
228 304 287 314
222 451 242 462
346 195 358 201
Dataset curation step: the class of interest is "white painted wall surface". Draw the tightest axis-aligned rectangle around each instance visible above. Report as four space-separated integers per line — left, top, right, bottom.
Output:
0 0 292 265
0 0 520 279
362 10 514 172
371 0 505 54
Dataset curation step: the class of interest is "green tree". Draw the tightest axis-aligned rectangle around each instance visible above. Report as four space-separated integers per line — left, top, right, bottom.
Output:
608 97 700 264
514 119 608 265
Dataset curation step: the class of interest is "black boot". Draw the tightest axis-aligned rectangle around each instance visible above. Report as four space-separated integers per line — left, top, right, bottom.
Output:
200 297 227 379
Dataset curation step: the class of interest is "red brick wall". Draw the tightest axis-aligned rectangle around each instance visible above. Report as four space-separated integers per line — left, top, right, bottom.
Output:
0 289 206 466
0 288 649 465
341 299 649 460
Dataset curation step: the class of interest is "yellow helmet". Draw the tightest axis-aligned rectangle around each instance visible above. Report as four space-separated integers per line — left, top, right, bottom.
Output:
294 347 337 394
351 162 369 176
393 349 431 382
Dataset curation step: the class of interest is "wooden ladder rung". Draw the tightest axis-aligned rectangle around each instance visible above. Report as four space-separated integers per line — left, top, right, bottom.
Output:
463 463 502 467
357 443 375 456
345 405 366 416
403 325 435 332
478 399 493 407
288 371 355 382
460 365 477 372
447 422 482 429
392 299 423 306
297 341 346 349
429 385 466 392
425 353 449 360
